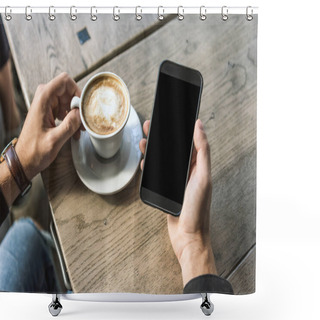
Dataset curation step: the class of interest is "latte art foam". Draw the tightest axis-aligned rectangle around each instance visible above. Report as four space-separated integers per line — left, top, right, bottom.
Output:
83 77 128 135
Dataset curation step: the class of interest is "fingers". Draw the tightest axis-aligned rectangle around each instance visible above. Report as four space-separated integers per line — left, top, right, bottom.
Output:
73 128 81 141
51 108 82 150
139 120 150 171
139 120 150 154
44 73 81 120
139 119 210 175
46 72 80 99
139 138 147 171
143 120 150 137
139 138 147 154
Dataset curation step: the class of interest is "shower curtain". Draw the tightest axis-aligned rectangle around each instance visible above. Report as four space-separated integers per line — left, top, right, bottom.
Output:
0 9 257 296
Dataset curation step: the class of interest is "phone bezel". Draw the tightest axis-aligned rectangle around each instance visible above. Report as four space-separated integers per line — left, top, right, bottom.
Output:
140 60 203 216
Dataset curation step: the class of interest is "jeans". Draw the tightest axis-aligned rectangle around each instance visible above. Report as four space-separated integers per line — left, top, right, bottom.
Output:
0 218 60 292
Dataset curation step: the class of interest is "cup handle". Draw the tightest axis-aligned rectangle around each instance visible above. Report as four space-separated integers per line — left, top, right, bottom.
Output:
70 96 80 110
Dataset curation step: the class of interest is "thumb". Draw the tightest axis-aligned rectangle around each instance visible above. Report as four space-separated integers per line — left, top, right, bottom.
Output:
193 119 209 152
193 119 211 174
52 108 81 150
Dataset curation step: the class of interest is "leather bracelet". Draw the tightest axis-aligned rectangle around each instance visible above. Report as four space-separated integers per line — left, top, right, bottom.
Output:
1 139 32 197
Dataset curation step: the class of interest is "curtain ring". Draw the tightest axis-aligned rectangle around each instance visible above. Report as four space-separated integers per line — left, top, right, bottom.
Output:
221 6 228 21
200 6 207 21
5 6 12 21
70 6 77 21
91 6 97 21
177 6 184 21
246 6 253 21
49 6 56 21
25 6 32 21
135 6 142 21
158 6 164 21
113 6 120 21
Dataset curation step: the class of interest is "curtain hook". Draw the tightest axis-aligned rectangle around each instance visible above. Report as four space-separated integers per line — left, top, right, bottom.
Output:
91 6 97 21
221 6 228 21
177 6 184 21
158 6 164 21
49 6 56 21
113 6 120 21
246 6 253 21
25 6 32 21
200 6 207 21
135 6 142 21
70 6 77 21
5 6 12 21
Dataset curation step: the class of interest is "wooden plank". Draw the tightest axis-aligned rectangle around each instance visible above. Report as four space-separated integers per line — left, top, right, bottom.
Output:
79 15 257 179
211 146 256 285
227 246 256 294
43 15 257 293
3 14 164 108
43 141 182 293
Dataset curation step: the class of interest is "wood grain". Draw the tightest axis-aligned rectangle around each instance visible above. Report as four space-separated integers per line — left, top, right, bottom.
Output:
42 15 257 293
43 143 181 293
3 14 165 108
227 246 256 294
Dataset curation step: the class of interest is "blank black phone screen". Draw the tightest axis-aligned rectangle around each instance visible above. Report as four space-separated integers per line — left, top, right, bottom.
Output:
141 72 200 205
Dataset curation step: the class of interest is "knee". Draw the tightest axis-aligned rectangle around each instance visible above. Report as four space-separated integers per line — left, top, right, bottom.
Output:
1 218 44 255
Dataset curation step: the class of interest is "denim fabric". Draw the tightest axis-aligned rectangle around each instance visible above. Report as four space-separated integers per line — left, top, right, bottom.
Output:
0 218 60 292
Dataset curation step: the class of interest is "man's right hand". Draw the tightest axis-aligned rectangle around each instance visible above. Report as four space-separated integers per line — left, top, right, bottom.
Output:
139 119 217 286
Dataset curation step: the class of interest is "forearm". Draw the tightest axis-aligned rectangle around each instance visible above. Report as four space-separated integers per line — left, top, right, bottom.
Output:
179 243 234 294
0 72 81 227
179 242 217 287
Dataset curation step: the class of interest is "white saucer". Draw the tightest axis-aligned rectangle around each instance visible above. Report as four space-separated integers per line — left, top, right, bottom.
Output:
71 106 142 195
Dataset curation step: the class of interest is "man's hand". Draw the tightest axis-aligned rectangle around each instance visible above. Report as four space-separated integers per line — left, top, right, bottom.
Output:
139 119 217 286
15 72 82 181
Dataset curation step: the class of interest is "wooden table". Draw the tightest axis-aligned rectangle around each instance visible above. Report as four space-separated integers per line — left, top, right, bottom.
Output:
4 14 257 294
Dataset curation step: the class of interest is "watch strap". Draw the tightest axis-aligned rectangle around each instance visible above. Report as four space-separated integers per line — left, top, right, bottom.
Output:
3 144 31 196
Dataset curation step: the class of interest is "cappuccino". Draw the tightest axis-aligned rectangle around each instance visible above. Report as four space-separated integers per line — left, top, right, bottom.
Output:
83 75 129 135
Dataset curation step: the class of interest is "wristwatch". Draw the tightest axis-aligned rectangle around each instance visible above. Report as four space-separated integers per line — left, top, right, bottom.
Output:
0 138 32 197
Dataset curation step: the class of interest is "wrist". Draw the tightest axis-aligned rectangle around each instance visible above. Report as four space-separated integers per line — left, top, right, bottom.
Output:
0 161 20 206
179 240 217 287
0 138 33 201
14 139 37 181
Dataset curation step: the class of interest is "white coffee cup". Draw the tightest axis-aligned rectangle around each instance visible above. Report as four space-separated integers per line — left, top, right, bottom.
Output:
71 72 131 159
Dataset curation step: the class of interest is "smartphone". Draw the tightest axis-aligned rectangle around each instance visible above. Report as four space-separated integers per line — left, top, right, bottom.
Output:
140 60 203 216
